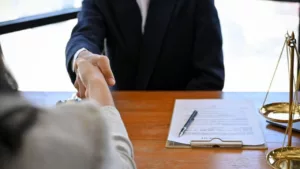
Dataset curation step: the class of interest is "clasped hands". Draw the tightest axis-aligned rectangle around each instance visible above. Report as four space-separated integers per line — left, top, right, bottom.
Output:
74 50 115 99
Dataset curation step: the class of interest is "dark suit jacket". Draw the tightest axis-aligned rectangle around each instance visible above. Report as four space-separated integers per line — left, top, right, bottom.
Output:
66 0 225 90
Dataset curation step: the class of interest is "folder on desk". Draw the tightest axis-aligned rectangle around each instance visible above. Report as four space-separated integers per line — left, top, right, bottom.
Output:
165 99 267 150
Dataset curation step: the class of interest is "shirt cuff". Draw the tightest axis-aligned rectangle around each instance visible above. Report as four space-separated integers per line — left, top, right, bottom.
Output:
72 48 87 72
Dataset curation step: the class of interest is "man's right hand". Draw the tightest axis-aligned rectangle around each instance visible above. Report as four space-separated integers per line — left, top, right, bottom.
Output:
76 58 114 106
74 50 115 98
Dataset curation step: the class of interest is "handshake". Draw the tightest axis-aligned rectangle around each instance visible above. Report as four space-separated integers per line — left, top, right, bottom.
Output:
73 50 115 106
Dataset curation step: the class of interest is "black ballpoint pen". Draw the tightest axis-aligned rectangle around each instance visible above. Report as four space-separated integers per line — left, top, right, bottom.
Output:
178 110 198 137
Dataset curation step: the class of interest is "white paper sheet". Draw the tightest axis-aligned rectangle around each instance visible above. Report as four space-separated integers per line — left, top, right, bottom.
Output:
167 99 265 146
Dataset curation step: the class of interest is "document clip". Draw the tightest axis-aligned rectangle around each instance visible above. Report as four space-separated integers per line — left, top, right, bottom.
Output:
190 138 243 148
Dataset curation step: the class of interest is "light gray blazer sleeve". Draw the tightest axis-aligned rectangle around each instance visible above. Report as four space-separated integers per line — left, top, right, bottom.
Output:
97 106 136 169
57 101 137 169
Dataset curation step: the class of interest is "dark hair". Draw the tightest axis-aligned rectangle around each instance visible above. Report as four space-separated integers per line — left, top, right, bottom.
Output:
0 105 38 165
0 44 19 92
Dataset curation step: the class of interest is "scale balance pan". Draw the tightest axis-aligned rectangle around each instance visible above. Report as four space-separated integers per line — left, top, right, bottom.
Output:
260 102 300 123
267 147 300 169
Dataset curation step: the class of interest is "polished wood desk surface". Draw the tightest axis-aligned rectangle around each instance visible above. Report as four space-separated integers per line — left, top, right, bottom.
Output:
23 91 300 169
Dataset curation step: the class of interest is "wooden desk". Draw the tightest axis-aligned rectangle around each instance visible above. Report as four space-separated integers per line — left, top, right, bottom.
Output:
23 91 300 169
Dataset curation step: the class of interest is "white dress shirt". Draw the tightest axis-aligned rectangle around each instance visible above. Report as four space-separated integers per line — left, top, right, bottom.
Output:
136 0 150 33
72 0 150 72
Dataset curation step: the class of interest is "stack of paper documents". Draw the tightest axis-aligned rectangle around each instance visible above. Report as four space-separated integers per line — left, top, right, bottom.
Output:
166 99 266 149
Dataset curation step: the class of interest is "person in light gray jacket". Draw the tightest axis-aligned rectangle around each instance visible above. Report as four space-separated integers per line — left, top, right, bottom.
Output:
0 44 136 169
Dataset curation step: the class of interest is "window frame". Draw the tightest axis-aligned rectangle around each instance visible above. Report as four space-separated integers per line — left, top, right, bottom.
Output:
0 8 80 35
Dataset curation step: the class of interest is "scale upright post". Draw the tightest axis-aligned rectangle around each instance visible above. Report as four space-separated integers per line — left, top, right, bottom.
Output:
287 32 295 148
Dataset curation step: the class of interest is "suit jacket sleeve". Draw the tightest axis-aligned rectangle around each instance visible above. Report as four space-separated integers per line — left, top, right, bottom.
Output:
66 0 106 83
186 0 225 90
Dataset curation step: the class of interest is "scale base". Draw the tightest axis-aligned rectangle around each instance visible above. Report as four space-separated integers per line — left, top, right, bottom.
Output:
267 147 300 169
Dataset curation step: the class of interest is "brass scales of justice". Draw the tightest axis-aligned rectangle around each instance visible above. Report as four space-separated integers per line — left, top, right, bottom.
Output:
260 32 300 169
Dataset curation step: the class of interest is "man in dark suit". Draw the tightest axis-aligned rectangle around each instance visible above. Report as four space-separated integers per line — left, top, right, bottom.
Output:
66 0 225 96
